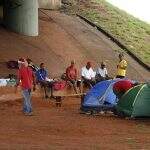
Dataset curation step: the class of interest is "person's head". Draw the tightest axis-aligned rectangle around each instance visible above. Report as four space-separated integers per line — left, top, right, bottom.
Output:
101 61 106 69
18 58 28 68
40 63 45 69
70 60 75 67
86 61 92 69
119 53 124 61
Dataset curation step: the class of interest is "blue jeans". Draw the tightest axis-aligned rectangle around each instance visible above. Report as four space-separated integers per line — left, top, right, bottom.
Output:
22 89 32 113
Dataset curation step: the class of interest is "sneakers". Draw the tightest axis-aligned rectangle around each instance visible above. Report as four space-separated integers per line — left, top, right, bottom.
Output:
100 111 105 114
24 112 33 116
79 110 91 115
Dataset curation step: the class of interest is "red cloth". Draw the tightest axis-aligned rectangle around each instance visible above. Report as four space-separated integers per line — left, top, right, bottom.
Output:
66 66 77 80
18 66 33 89
113 80 133 92
53 81 66 91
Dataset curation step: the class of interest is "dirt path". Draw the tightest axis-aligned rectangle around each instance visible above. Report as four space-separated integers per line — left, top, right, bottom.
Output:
0 10 149 80
0 98 150 150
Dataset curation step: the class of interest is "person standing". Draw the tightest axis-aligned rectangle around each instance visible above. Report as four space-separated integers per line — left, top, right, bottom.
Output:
16 58 36 116
116 53 127 79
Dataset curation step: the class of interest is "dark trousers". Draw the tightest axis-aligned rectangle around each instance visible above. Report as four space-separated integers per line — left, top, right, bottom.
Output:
39 81 53 98
83 79 96 88
116 75 125 79
96 74 111 83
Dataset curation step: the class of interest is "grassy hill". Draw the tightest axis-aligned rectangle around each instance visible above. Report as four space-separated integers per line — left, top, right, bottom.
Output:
62 0 150 65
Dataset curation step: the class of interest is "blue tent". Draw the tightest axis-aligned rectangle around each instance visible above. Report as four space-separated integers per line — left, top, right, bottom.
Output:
81 79 120 111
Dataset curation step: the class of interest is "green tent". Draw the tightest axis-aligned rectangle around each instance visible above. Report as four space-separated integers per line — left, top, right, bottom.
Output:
116 83 150 118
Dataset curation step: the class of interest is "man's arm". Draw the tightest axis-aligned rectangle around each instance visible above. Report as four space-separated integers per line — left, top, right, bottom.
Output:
81 68 86 80
105 68 109 77
96 68 99 75
119 65 127 70
91 69 96 80
66 68 72 80
45 70 48 79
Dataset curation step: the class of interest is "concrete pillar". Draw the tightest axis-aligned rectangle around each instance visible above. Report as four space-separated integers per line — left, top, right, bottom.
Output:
3 0 38 36
38 0 61 10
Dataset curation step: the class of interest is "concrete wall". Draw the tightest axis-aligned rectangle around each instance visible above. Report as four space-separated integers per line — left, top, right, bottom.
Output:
3 0 39 36
38 0 61 10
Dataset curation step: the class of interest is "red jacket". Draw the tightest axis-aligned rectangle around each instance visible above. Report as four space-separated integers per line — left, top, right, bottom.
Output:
17 66 34 89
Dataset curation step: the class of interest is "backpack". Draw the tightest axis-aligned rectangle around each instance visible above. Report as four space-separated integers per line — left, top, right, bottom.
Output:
6 61 18 69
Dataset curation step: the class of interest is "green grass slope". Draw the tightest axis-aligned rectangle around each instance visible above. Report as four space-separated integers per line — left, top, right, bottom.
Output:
62 0 150 65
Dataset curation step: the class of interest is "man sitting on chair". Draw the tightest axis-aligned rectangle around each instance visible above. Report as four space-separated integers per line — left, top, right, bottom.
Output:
36 63 52 98
96 61 109 82
81 62 96 88
66 60 78 93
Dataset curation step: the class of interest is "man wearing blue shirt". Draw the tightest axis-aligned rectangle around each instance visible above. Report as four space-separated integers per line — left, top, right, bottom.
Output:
36 63 50 98
36 63 48 82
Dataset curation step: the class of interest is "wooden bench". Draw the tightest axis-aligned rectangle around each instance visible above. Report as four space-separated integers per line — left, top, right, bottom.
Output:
0 84 89 107
51 84 89 107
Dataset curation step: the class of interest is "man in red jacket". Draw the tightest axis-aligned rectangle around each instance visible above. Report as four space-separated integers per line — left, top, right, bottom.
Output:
113 80 134 99
16 58 36 116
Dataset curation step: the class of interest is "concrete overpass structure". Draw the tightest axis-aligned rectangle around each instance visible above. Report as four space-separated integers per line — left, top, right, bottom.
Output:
0 0 61 36
39 0 61 10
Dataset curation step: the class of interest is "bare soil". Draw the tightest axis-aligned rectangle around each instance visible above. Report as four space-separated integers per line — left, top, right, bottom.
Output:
0 98 150 150
0 10 149 81
0 10 150 150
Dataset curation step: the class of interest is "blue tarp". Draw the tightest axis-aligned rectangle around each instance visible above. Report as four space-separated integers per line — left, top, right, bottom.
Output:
82 79 120 109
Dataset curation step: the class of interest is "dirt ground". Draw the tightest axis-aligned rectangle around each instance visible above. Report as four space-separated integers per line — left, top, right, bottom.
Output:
0 97 150 150
0 10 149 81
0 10 150 150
